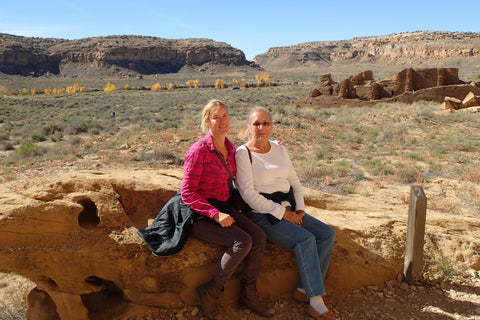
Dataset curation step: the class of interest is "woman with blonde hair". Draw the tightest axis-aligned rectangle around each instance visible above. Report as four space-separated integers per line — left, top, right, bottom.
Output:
181 100 274 319
235 106 337 320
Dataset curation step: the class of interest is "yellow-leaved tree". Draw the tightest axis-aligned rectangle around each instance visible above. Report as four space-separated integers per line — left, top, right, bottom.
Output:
215 79 226 89
104 83 117 92
256 72 271 87
151 83 162 91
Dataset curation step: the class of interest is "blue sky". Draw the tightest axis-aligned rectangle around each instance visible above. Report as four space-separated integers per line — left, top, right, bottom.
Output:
1 1 479 60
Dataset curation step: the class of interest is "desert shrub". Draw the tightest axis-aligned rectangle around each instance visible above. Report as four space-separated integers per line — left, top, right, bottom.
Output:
458 164 480 182
378 124 407 144
3 141 45 164
0 122 13 141
405 152 420 160
27 130 46 142
0 141 14 151
63 118 102 135
430 147 447 158
68 136 83 146
363 158 394 176
333 159 352 177
162 121 179 130
297 164 334 190
42 123 65 136
45 142 76 160
18 141 43 156
427 253 460 281
138 146 183 165
393 165 424 184
315 149 325 159
449 152 472 164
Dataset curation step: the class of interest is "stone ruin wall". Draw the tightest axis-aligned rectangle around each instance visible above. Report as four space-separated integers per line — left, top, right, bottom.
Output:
310 67 475 102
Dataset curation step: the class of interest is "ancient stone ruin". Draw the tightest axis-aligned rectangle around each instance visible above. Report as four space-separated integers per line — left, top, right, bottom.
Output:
307 67 480 104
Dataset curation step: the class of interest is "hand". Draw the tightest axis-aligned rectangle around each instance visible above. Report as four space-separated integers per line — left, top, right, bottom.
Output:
214 212 235 227
275 140 285 146
283 210 302 225
296 210 305 221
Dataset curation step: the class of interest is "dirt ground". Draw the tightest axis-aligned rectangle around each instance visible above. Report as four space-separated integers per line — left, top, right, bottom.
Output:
1 269 479 319
1 159 479 320
1 92 480 319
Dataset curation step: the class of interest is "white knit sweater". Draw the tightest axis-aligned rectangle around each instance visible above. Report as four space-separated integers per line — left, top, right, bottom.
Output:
235 141 306 220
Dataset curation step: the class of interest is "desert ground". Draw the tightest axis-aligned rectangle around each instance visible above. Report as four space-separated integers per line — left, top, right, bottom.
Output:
1 71 480 319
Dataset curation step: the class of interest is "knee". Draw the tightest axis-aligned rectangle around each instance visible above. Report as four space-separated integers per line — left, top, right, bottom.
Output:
328 227 336 241
255 229 267 245
323 227 336 249
235 234 253 253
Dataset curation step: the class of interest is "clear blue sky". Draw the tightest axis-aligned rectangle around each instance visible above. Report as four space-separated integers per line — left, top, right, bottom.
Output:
1 0 479 60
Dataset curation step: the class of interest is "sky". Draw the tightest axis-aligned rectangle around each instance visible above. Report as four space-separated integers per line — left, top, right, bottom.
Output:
1 0 480 60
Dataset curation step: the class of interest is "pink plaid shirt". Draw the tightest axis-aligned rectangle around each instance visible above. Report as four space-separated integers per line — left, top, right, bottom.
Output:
181 133 237 219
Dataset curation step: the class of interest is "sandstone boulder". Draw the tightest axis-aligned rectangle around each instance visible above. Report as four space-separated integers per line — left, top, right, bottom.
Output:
462 91 480 108
442 96 463 110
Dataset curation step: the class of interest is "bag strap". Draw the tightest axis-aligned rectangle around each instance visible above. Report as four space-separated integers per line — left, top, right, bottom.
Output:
245 145 252 163
200 141 234 194
199 141 253 195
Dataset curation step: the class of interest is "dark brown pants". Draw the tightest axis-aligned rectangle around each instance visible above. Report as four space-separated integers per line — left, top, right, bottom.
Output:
192 208 267 288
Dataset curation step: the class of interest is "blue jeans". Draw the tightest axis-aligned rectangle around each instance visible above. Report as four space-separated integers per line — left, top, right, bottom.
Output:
244 211 335 298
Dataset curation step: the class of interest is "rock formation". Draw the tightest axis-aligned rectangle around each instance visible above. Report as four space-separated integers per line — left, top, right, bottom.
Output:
0 34 252 77
442 91 480 110
0 169 406 319
253 31 480 73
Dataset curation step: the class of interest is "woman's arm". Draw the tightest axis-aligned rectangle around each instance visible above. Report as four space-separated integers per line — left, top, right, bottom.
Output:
181 143 220 219
283 147 306 212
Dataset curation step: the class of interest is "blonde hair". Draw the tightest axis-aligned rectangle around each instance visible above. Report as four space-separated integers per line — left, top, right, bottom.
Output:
238 106 272 140
201 99 226 132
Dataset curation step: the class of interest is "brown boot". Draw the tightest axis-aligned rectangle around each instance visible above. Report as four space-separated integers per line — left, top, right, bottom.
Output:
196 280 223 320
239 284 275 317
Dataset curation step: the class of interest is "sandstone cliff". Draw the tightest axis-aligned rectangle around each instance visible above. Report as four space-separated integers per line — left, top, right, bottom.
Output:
0 34 252 77
253 31 480 73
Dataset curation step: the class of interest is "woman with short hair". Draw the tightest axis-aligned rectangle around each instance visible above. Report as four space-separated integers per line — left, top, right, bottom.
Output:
235 106 337 320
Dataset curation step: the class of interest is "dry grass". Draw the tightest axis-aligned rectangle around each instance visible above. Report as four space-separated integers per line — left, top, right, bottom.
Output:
1 74 480 318
1 77 480 206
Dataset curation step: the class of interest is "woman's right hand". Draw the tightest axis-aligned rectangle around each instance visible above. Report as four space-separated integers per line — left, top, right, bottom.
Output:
214 212 235 227
283 210 302 225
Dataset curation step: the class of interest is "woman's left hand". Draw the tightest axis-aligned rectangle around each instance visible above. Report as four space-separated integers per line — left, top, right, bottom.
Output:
296 210 305 223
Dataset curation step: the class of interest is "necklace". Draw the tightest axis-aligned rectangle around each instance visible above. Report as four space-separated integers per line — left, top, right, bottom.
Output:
249 141 270 153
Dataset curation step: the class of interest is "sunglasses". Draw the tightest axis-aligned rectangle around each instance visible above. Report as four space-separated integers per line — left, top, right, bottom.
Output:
251 121 271 127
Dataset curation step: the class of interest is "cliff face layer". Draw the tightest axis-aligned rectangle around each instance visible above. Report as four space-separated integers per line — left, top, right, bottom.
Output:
0 34 250 76
253 31 480 72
